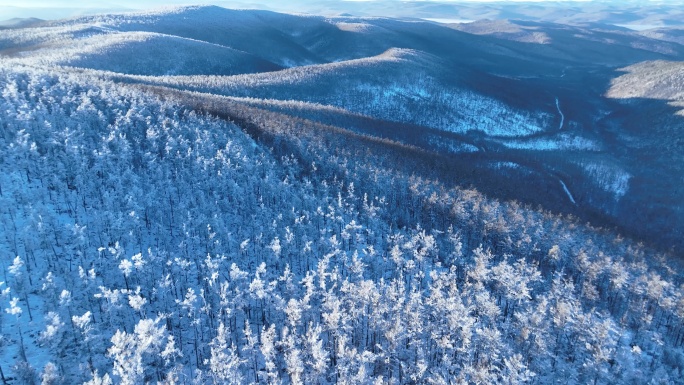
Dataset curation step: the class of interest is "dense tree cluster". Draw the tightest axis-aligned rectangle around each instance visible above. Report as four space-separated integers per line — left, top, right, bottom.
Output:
0 61 683 385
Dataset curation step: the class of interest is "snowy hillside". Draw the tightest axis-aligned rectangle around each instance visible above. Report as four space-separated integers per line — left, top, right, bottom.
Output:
607 60 684 115
120 49 553 138
1 5 684 385
14 31 282 76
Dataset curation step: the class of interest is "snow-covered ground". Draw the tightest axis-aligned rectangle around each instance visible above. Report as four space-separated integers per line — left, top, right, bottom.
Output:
498 133 601 151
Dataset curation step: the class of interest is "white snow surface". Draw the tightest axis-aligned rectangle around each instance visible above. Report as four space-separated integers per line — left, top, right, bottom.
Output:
499 133 601 151
334 22 377 33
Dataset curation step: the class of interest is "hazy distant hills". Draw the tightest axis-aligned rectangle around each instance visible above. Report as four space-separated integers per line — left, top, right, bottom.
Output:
0 17 44 29
640 27 684 46
450 19 684 58
4 6 683 68
2 5 684 251
2 0 683 27
258 0 684 29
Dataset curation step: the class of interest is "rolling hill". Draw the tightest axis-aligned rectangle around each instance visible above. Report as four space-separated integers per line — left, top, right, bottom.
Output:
7 30 282 75
3 5 681 252
1 5 683 384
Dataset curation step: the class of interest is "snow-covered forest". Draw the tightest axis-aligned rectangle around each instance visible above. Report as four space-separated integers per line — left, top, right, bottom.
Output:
118 49 553 139
1 5 684 385
1 58 683 385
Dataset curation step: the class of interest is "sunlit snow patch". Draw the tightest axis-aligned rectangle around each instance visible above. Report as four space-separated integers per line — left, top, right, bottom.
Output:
334 22 376 33
357 79 550 138
493 161 520 169
499 133 601 151
577 161 631 199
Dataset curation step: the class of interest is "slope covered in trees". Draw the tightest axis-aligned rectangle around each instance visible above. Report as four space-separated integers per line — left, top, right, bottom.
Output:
45 32 282 76
4 5 675 252
1 55 683 385
1 5 684 384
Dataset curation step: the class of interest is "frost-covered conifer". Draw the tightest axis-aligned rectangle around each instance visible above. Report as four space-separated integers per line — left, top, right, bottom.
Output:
40 362 61 385
83 371 112 385
207 322 244 385
260 324 279 385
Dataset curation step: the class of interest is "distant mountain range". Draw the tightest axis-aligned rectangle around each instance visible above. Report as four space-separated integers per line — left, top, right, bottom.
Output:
3 0 684 27
266 0 684 28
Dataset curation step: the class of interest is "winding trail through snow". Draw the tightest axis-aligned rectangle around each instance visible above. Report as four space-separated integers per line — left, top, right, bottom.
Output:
555 97 565 130
559 179 577 205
